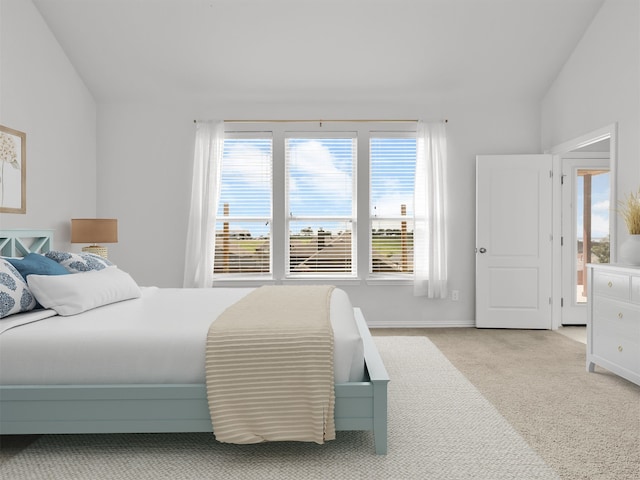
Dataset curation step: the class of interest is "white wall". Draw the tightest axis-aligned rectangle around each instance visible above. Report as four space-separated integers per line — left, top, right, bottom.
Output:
97 102 195 287
0 0 550 326
98 97 542 326
0 0 96 246
542 0 640 250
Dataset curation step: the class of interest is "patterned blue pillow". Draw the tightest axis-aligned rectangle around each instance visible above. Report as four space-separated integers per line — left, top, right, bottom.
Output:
0 258 37 318
45 251 113 273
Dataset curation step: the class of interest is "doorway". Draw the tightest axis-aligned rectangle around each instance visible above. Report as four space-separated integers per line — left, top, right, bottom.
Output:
549 124 617 330
561 155 610 325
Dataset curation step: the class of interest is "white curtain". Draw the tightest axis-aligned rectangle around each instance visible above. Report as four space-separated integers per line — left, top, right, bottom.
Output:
183 121 224 288
414 121 448 298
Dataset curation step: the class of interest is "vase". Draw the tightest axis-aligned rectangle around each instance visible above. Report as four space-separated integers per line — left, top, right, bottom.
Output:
618 234 640 266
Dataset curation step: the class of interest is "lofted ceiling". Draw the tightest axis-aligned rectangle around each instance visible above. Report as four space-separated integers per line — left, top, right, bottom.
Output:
32 0 604 105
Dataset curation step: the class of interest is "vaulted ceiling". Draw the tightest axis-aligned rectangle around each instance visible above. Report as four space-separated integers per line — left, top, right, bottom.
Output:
33 0 604 105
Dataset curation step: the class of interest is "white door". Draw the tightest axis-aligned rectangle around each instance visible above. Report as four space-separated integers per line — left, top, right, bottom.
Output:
476 155 553 329
561 158 610 325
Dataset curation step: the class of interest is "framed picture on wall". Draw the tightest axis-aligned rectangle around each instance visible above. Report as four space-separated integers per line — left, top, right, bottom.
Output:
0 125 26 214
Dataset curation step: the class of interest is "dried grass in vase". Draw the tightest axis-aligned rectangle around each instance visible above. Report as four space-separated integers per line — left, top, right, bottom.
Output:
619 188 640 235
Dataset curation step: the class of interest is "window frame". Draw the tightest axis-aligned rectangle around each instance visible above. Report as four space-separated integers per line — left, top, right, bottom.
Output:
213 131 273 280
213 121 417 286
285 131 358 278
369 131 417 279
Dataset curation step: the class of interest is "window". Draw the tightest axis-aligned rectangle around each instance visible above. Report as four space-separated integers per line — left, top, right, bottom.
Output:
213 122 416 282
286 134 356 276
370 135 416 274
214 134 272 275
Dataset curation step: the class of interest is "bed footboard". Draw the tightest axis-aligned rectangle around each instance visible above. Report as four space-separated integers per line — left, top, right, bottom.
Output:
0 309 389 454
339 307 389 454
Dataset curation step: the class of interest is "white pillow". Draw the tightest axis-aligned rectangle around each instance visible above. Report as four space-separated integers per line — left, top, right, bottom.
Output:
27 266 142 316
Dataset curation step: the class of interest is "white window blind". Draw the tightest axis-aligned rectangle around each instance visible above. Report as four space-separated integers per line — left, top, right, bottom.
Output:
285 134 356 275
370 135 417 274
214 134 272 275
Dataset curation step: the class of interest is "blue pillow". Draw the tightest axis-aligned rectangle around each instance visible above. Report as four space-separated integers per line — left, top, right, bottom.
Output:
6 253 70 279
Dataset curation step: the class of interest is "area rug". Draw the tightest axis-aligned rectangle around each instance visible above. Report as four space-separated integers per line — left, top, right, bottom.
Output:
0 337 559 479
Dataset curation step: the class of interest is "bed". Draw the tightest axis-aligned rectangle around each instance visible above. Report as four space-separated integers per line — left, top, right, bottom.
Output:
0 229 389 454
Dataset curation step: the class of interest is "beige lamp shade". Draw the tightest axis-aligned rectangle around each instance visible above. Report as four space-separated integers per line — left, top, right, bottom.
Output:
71 219 118 258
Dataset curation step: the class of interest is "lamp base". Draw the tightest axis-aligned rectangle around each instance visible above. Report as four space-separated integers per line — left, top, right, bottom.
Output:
82 245 108 258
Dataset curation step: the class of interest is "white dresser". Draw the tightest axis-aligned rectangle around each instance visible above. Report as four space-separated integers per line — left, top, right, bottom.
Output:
587 264 640 386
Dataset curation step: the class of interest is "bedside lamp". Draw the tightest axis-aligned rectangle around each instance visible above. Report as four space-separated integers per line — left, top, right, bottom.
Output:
71 218 118 259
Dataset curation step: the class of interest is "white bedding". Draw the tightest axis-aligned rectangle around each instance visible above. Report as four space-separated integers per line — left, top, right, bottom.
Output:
0 308 57 335
0 287 364 385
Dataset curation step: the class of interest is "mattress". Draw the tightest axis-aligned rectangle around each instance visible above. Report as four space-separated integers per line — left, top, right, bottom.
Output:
0 287 364 385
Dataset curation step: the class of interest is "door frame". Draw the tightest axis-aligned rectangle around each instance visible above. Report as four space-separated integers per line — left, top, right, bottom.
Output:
560 156 610 325
547 123 618 330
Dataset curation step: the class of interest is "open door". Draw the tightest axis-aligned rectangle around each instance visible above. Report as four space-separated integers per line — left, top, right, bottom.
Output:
476 155 553 329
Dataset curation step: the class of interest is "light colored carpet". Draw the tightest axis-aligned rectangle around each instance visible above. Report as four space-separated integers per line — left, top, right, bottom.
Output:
0 336 559 480
414 328 640 480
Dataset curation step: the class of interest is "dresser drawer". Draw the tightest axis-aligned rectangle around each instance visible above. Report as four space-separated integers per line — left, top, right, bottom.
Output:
592 271 630 301
592 298 640 373
632 276 640 305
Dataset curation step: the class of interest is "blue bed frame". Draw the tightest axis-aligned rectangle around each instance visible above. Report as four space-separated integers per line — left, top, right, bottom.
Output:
0 230 390 454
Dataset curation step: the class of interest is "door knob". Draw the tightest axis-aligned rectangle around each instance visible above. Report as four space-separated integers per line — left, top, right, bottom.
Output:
479 248 487 253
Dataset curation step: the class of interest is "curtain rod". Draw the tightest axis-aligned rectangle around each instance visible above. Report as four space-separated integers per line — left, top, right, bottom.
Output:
193 119 448 124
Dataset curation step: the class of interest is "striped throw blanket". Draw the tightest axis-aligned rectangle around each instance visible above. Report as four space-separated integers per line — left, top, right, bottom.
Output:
205 285 336 444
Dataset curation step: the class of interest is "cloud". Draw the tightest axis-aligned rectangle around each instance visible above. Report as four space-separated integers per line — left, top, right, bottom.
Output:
592 200 610 213
287 139 353 215
578 213 610 239
219 141 271 217
222 141 271 184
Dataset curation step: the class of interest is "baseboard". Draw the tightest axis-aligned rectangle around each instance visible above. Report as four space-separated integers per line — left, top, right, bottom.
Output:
367 319 476 328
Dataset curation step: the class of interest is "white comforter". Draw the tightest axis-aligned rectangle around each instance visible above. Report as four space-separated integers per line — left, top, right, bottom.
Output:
0 287 364 385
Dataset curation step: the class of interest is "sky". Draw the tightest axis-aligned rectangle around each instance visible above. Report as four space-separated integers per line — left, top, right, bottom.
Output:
216 136 416 238
576 172 610 240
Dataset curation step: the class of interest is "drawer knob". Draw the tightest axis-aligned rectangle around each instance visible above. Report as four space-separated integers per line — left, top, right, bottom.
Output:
618 312 624 319
618 345 623 352
608 281 613 288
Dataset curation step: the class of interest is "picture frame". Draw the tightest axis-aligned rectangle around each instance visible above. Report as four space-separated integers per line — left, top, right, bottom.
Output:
0 125 26 214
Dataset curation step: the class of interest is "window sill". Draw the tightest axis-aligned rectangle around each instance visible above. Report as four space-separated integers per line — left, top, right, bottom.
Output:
212 276 275 288
366 276 414 286
281 277 362 286
212 276 413 287
212 276 362 287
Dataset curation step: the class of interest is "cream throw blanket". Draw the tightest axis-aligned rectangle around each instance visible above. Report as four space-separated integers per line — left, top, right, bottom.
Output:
205 285 336 445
